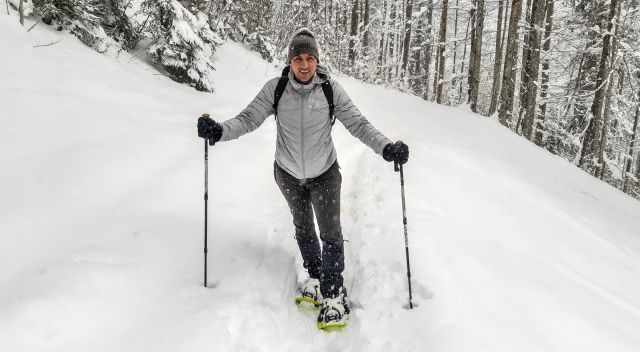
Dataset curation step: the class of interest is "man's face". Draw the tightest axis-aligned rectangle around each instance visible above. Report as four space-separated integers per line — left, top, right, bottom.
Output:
290 53 317 83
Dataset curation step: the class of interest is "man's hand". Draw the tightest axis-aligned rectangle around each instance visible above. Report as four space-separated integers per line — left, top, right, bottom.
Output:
197 114 223 145
383 141 409 165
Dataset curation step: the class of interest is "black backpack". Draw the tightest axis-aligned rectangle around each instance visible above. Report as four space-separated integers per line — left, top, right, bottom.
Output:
273 66 336 126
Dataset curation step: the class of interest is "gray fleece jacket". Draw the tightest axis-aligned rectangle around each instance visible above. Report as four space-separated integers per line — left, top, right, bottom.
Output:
220 66 392 179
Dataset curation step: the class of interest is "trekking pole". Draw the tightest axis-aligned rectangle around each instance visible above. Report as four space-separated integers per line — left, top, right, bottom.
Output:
395 161 413 309
204 138 209 287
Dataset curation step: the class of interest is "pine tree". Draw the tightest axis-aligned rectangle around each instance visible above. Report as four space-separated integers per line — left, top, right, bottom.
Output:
33 0 111 52
100 0 137 49
214 0 274 62
142 0 221 92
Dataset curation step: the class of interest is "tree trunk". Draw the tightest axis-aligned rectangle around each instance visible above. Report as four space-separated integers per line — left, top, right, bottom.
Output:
467 2 476 105
363 0 370 57
536 0 554 145
378 0 388 78
435 0 449 104
411 0 425 94
342 4 349 71
468 0 484 113
570 1 608 143
516 0 532 134
579 0 619 177
625 98 640 193
457 13 471 104
401 0 414 80
387 2 396 82
597 0 622 181
324 0 327 24
498 0 523 128
637 147 640 188
423 0 434 100
394 1 403 80
598 71 617 181
521 0 547 141
501 0 510 50
452 0 460 87
488 0 505 115
19 0 24 25
335 0 340 37
412 21 422 94
349 0 360 68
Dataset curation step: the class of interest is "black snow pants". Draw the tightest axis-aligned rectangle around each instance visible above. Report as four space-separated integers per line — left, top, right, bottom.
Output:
274 161 344 298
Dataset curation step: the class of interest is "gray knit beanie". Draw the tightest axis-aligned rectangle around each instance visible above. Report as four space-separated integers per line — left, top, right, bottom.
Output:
288 28 320 63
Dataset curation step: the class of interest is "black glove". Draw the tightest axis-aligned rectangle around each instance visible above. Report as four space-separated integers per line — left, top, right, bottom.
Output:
197 114 223 145
383 141 409 165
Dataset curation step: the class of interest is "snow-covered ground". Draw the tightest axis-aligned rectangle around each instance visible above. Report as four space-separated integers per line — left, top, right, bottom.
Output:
2 14 640 352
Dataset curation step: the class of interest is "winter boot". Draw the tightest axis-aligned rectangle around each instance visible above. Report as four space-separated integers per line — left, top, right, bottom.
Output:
295 277 322 308
317 287 350 330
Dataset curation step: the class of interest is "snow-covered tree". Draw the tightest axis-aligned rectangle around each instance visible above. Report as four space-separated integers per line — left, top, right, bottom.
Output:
141 0 221 92
32 0 112 52
208 0 274 62
100 0 137 50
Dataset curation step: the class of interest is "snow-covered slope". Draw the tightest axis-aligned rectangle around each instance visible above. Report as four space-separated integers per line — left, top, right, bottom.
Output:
2 15 640 352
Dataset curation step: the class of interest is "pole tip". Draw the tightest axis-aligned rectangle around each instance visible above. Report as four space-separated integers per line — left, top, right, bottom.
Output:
402 301 419 310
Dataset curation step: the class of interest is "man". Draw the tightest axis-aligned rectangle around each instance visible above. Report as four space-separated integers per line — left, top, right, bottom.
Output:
197 28 409 330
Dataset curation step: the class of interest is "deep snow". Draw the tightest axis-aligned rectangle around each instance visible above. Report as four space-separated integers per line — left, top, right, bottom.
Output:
2 14 640 352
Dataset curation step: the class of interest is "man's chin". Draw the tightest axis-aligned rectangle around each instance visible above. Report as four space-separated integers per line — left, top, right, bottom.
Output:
295 74 314 82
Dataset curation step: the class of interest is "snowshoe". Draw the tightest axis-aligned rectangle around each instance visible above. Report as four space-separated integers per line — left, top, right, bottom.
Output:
317 288 350 331
295 277 322 308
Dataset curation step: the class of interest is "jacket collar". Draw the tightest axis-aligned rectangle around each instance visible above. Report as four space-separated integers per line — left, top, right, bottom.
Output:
287 65 330 93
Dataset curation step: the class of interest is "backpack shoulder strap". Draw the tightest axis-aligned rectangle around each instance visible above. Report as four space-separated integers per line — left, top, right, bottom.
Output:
273 66 290 119
275 67 335 126
320 79 335 126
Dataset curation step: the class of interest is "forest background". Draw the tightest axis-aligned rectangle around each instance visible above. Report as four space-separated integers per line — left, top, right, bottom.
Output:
6 0 640 201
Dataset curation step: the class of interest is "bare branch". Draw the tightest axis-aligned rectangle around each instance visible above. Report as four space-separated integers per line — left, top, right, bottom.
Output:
33 39 63 48
27 19 38 32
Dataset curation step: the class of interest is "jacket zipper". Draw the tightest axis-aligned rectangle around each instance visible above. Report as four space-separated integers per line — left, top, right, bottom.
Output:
300 93 306 178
